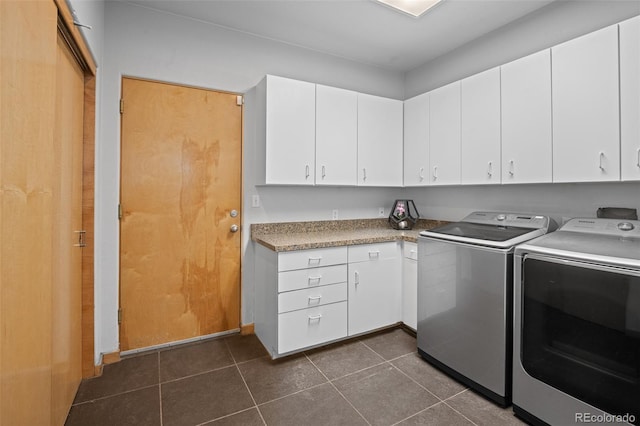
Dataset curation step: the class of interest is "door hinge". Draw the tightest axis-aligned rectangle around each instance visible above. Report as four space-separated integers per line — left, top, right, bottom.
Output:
118 204 123 220
236 95 243 106
119 99 124 114
118 308 122 324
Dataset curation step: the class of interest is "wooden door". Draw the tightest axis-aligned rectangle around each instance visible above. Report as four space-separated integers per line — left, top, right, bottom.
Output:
120 78 242 351
51 32 85 425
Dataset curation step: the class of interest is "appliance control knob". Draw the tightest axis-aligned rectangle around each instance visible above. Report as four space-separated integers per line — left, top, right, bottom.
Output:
618 222 635 231
496 214 506 221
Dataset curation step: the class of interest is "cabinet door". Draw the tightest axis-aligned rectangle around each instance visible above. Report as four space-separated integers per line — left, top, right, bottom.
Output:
429 81 461 186
348 257 401 336
402 243 418 331
265 75 316 184
316 85 357 185
357 93 403 186
552 25 620 182
461 67 501 185
501 49 552 184
620 15 640 181
403 92 429 186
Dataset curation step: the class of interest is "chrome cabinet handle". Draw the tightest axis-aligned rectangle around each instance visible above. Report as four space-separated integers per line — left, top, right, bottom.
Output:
322 165 326 179
599 152 605 171
433 166 438 180
308 276 322 285
487 161 493 178
637 148 640 168
354 271 360 285
308 295 322 305
305 164 310 179
509 160 514 177
308 314 322 321
308 257 322 265
419 167 425 181
362 168 367 181
368 251 380 259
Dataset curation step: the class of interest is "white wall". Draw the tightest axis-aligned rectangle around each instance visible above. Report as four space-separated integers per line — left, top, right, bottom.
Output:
405 0 640 97
96 1 404 358
405 182 640 227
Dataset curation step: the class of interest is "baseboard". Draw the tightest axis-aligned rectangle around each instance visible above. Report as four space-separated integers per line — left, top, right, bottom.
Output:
241 323 255 335
102 351 121 364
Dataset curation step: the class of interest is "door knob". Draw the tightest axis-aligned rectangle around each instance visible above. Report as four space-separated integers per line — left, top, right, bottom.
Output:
230 224 239 233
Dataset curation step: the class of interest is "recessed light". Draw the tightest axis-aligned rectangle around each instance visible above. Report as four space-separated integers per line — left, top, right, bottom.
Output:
375 0 442 17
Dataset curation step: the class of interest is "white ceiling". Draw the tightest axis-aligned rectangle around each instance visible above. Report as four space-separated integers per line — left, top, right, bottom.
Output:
123 0 557 72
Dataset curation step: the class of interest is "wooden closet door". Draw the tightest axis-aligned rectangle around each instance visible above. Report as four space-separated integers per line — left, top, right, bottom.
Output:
51 32 85 425
120 78 242 351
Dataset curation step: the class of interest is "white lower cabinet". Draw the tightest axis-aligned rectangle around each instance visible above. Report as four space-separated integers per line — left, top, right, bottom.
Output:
402 242 418 331
255 245 348 358
348 242 402 336
255 240 407 357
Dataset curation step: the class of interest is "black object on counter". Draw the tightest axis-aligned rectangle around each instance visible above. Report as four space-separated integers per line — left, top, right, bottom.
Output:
389 200 420 230
597 207 638 220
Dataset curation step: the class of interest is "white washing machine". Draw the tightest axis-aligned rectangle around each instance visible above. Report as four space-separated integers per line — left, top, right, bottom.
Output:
417 211 557 407
514 218 640 425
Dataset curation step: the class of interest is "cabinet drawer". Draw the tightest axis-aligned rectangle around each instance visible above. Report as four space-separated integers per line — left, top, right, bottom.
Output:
278 246 347 272
278 264 347 293
278 282 347 314
278 302 347 354
404 242 418 260
348 242 399 263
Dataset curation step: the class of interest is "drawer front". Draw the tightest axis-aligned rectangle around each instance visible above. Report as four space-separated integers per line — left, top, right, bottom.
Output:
278 302 347 354
348 242 399 263
278 282 347 314
278 264 347 293
404 242 418 260
278 246 347 272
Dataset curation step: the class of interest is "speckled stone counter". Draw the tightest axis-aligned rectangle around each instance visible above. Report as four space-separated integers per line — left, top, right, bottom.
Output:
251 218 448 252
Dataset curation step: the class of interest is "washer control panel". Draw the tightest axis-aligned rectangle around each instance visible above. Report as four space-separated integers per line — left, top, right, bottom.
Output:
562 218 640 237
464 211 551 229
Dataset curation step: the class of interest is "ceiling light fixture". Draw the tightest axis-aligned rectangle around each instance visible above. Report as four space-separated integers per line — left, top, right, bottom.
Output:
375 0 443 17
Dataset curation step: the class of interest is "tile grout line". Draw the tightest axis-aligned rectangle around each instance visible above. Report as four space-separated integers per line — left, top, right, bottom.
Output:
388 353 442 402
224 338 267 426
441 389 482 426
304 353 372 426
389 401 449 426
71 383 160 406
157 351 164 426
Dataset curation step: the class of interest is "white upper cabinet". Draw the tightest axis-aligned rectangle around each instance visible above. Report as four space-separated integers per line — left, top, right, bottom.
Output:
620 15 640 181
461 67 501 185
403 92 430 186
552 25 620 182
316 85 358 185
501 49 553 184
357 93 403 186
261 75 316 185
429 81 461 186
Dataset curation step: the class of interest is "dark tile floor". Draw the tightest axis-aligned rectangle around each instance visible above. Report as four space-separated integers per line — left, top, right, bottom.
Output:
66 327 526 426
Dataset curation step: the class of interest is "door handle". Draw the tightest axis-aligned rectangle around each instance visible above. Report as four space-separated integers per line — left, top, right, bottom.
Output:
230 224 239 233
73 230 86 247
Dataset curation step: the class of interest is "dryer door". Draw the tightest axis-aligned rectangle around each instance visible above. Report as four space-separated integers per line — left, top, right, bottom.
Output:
521 254 640 423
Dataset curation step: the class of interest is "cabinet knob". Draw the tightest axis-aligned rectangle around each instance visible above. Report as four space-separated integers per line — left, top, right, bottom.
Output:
230 224 239 233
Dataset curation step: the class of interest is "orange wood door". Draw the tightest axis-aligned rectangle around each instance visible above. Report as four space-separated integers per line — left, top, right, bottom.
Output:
120 78 242 351
1 1 57 424
51 32 84 425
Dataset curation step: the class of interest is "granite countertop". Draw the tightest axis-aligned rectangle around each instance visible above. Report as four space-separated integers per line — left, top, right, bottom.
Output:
251 218 448 252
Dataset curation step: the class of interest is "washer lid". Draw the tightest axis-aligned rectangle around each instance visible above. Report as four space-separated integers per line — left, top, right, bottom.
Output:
422 221 537 242
419 211 555 248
